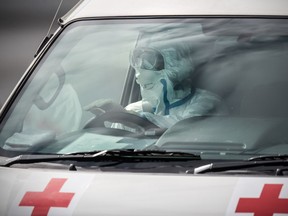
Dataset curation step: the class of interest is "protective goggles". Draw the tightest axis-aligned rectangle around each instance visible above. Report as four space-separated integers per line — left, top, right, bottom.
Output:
130 48 165 71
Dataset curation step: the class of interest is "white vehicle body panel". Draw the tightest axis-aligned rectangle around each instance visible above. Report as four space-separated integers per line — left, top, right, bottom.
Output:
62 0 288 24
1 167 287 216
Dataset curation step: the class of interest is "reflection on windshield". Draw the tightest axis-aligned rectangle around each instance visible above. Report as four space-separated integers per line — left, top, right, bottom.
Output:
1 18 288 160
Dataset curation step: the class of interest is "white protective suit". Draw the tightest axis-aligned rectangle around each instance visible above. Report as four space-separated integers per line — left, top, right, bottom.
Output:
126 46 222 128
22 84 82 135
4 84 82 150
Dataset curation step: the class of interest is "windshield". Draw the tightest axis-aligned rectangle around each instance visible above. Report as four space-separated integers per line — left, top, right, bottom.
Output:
1 18 288 161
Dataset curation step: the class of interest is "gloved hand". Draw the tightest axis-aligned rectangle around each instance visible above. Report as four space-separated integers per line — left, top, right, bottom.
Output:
84 99 125 116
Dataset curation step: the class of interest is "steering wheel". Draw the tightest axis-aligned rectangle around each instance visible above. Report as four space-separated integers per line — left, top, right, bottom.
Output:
83 111 160 133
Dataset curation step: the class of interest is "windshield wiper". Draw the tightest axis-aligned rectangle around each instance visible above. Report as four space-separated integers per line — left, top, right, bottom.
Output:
248 154 288 161
193 159 288 175
1 149 201 167
68 149 200 157
67 149 201 162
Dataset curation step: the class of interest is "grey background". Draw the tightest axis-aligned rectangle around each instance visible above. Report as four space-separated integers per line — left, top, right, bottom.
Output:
0 0 79 107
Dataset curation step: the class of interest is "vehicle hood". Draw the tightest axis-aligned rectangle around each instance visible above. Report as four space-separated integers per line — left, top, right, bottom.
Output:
1 166 287 216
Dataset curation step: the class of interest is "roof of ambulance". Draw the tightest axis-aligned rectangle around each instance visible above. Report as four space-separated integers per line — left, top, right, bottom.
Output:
61 0 288 24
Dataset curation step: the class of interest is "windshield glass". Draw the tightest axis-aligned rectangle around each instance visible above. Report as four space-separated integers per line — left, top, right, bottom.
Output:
1 18 288 160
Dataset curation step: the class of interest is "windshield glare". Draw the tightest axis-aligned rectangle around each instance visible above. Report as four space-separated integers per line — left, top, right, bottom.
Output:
1 18 288 160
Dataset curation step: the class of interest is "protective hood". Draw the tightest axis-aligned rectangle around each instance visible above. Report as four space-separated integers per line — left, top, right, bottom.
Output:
130 46 195 115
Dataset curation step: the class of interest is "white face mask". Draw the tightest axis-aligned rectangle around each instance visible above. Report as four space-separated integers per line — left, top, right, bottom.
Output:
141 80 163 110
136 69 174 115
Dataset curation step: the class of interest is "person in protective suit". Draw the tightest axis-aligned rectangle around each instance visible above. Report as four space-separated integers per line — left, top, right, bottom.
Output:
124 46 223 128
85 45 223 129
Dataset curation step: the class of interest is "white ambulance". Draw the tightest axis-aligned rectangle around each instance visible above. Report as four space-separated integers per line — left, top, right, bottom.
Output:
1 0 288 215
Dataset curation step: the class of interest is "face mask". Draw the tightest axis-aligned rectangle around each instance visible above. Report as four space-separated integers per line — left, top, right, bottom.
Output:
140 79 164 111
136 69 174 115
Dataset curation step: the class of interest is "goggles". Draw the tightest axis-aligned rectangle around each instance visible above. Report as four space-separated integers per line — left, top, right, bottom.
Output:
130 48 165 71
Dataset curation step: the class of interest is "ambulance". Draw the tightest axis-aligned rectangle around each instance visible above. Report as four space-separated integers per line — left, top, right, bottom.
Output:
0 0 288 215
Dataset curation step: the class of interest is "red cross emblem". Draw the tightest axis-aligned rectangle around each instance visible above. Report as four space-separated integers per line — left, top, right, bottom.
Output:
19 178 75 216
236 184 288 216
